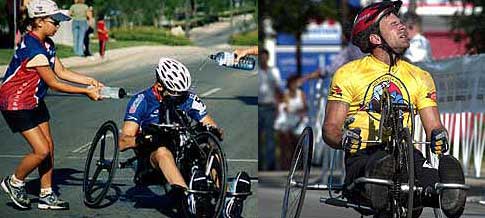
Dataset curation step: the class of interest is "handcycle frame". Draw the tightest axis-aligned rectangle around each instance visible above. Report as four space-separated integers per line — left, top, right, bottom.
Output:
282 83 469 218
82 106 230 217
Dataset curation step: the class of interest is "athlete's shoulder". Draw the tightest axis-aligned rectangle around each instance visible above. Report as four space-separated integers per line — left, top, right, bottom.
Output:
399 59 431 76
333 55 368 78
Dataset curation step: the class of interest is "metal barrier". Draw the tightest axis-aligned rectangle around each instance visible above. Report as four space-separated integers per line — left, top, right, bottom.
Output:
415 112 485 177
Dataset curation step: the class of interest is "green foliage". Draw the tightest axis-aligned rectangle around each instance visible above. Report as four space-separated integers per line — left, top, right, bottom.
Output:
110 26 191 45
0 49 14 65
229 30 258 45
262 0 338 35
449 0 485 54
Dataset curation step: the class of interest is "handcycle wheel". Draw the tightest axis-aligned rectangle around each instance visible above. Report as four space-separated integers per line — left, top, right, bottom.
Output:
402 128 416 218
281 127 313 218
83 120 120 207
185 131 227 218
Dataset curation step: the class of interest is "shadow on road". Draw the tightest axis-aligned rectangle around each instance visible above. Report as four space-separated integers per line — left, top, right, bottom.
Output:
25 168 84 196
120 185 182 217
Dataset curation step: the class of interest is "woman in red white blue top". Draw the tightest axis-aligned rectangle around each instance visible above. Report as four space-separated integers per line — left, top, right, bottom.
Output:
0 0 103 210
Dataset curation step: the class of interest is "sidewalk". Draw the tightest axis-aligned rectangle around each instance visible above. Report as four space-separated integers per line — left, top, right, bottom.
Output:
0 45 224 78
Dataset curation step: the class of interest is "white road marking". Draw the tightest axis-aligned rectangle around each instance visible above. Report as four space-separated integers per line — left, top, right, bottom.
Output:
71 142 91 153
227 159 258 163
71 134 115 153
0 154 24 158
201 88 221 97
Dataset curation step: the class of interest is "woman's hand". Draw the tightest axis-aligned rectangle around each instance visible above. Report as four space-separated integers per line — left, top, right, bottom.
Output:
87 77 105 88
86 86 102 101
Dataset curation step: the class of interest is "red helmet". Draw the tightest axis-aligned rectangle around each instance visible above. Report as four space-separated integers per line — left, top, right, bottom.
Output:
351 1 402 52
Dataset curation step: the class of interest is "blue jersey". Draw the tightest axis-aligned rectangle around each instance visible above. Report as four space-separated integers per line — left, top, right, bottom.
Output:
0 32 56 110
124 87 207 129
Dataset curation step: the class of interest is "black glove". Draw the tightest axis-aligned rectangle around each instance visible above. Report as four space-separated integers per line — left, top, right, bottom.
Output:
208 125 224 141
341 117 362 152
430 128 449 155
135 125 163 147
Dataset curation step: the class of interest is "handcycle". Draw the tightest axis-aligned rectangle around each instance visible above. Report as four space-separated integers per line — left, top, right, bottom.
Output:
282 78 469 218
81 104 230 217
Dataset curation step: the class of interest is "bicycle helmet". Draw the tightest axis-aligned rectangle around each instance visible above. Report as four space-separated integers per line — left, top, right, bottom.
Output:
155 58 191 94
351 0 402 53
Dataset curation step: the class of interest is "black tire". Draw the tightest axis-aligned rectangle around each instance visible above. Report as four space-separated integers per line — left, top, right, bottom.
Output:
185 131 227 218
281 127 313 218
402 128 415 218
83 121 120 207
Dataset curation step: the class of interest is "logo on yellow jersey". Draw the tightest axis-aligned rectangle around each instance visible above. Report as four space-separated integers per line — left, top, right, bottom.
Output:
362 74 409 114
330 85 343 97
426 91 437 101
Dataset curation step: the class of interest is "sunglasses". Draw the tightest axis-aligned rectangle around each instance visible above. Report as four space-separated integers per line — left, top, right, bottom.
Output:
45 18 60 27
164 89 185 97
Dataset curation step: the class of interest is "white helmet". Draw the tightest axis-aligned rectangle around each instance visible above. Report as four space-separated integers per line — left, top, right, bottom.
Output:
155 58 191 93
27 0 71 21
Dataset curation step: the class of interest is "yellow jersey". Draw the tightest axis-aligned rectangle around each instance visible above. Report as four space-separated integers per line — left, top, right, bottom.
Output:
327 55 438 150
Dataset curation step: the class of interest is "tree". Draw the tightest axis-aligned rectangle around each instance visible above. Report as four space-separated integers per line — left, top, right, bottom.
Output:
262 0 337 75
449 0 485 54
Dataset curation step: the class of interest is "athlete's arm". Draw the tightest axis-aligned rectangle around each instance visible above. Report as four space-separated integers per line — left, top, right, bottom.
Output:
322 100 350 149
36 65 100 100
200 115 218 127
119 121 140 152
53 56 104 87
418 106 443 140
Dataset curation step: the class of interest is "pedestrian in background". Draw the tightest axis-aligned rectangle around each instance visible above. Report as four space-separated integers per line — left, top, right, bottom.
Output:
83 5 94 57
274 75 308 170
259 49 282 171
0 0 102 210
300 23 364 83
97 13 109 59
69 0 89 56
402 11 433 63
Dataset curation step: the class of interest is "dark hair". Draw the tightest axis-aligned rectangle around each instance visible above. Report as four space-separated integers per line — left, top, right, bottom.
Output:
351 24 379 53
286 74 300 88
402 12 421 27
261 48 269 56
97 13 105 21
19 16 44 33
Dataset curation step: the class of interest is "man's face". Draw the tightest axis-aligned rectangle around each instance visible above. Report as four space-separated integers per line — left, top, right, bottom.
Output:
378 13 409 53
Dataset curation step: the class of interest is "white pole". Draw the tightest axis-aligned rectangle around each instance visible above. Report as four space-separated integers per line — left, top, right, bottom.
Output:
13 0 17 49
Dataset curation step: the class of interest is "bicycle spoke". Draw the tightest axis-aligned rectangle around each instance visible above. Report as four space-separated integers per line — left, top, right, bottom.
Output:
88 164 103 192
100 133 106 162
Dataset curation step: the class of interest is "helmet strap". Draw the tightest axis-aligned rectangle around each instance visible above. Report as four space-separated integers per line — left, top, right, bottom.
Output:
375 29 401 72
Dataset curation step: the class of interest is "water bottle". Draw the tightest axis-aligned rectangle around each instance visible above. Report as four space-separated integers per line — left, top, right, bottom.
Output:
209 52 256 71
88 86 127 99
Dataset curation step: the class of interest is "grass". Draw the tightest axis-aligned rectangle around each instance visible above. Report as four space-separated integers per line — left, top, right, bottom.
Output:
110 26 192 46
229 30 258 46
0 49 14 65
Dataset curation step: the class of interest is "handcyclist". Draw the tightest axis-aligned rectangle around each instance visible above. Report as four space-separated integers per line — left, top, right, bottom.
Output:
322 1 466 217
118 57 224 215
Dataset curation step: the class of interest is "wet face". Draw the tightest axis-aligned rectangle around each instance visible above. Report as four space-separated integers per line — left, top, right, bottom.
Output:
378 13 409 53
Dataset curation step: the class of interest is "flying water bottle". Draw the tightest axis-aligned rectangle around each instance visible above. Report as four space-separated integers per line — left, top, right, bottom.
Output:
209 51 256 71
88 86 127 99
